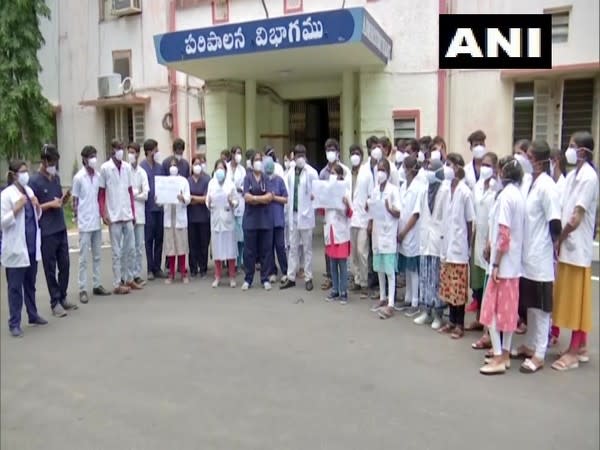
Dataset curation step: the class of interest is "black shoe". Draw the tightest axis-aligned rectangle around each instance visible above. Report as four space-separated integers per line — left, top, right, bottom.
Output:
61 300 79 311
280 279 296 290
79 291 89 304
305 280 314 291
147 272 155 281
10 327 23 337
154 270 168 279
93 286 111 296
134 277 146 286
28 316 48 325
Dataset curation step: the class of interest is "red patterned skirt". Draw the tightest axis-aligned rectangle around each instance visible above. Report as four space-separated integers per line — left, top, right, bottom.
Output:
439 262 469 306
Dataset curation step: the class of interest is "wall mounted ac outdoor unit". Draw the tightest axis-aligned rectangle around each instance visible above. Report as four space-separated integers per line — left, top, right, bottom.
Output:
112 0 142 16
98 74 123 98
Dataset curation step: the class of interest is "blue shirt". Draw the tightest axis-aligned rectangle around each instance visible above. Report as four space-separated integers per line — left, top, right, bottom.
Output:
187 174 211 223
140 159 164 212
243 172 270 230
267 175 288 228
24 197 37 255
29 172 66 236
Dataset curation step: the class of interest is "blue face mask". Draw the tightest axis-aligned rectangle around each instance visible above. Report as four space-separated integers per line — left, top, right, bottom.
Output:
215 168 225 183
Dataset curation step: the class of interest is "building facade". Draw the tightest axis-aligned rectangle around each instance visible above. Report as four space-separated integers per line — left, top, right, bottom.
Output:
38 0 599 182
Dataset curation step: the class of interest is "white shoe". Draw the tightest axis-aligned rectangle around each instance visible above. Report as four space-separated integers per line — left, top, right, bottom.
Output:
241 282 249 291
269 274 277 283
280 275 288 284
263 281 272 291
212 279 219 288
414 311 432 325
431 316 443 330
230 279 236 288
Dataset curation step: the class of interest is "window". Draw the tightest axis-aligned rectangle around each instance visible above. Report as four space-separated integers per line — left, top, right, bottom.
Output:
560 78 594 150
112 50 131 81
104 106 145 158
190 121 206 154
284 0 303 14
512 82 534 143
176 0 202 9
392 110 420 139
212 0 229 24
546 8 570 43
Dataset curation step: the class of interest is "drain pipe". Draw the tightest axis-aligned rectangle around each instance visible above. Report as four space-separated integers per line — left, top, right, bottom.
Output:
437 0 448 138
167 0 179 138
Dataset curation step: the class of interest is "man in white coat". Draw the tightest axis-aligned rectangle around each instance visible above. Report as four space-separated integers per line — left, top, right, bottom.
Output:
464 130 487 190
280 145 318 291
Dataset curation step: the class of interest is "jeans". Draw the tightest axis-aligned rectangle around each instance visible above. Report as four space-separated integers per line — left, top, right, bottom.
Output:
130 224 145 279
350 227 369 288
6 256 40 329
188 221 211 275
78 229 102 292
243 228 273 285
144 210 164 275
330 257 348 296
270 226 287 277
41 230 70 307
110 221 134 288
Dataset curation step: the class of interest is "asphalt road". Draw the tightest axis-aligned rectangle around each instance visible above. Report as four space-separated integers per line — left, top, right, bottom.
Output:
1 248 598 450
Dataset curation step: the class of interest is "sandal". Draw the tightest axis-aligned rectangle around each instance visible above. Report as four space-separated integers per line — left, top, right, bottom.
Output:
437 324 454 334
551 353 580 372
510 345 534 359
378 306 394 320
515 322 527 335
484 349 494 358
558 348 590 363
465 321 484 332
520 358 544 374
450 327 464 339
471 336 492 350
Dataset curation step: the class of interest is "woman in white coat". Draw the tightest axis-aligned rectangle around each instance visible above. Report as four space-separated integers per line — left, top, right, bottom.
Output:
1 160 47 337
207 160 239 288
160 158 191 284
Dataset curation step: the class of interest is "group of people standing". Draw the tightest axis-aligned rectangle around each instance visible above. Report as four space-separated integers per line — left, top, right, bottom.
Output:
1 129 597 377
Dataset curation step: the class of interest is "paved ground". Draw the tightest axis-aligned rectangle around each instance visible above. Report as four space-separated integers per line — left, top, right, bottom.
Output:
1 248 599 450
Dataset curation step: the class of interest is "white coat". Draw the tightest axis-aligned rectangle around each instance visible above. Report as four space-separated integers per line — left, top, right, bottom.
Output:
419 180 450 258
368 181 401 254
227 163 246 217
285 163 318 231
207 178 237 232
1 184 42 268
324 188 352 245
350 162 374 229
472 178 497 269
161 176 191 229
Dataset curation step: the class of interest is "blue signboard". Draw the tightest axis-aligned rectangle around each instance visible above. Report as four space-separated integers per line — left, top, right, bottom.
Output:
154 7 392 65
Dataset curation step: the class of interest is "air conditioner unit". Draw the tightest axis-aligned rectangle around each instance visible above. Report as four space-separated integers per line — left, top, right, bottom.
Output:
98 74 123 98
112 0 142 16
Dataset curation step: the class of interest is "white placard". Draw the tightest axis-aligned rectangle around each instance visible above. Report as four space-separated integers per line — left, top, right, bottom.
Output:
155 176 182 204
369 199 388 222
312 179 346 210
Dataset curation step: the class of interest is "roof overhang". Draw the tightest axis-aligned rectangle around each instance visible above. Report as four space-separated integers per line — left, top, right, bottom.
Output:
153 7 392 82
500 62 600 80
79 94 151 107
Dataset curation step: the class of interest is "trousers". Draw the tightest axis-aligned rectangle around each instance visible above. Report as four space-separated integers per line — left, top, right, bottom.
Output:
109 221 134 288
188 221 211 275
330 258 348 295
78 229 102 292
144 210 164 275
350 227 369 288
525 308 551 360
270 226 288 277
243 228 273 285
287 217 313 281
41 229 70 307
6 256 40 329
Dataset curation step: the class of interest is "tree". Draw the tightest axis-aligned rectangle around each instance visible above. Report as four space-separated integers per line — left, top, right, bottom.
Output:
0 0 53 163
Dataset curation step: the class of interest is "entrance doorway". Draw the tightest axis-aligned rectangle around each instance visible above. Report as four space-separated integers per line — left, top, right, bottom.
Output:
289 97 340 172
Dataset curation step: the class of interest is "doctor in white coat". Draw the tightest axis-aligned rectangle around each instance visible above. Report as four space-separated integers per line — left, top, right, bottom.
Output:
1 160 47 337
280 145 318 291
464 130 487 190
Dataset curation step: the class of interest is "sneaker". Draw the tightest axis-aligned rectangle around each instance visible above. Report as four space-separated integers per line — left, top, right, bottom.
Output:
431 314 443 330
394 302 412 312
305 279 314 291
79 291 89 304
147 272 155 281
52 304 67 317
28 316 48 325
264 281 272 291
404 306 420 318
370 300 387 312
269 274 277 283
241 282 250 291
339 294 348 305
134 276 147 286
326 291 340 302
93 286 111 296
61 300 78 311
9 327 24 337
230 279 237 288
154 270 168 279
212 279 220 288
414 311 433 325
280 279 296 289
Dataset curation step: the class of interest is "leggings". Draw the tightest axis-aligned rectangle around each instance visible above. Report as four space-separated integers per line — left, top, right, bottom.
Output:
377 272 396 307
488 316 513 357
448 304 465 328
167 255 187 278
215 259 236 279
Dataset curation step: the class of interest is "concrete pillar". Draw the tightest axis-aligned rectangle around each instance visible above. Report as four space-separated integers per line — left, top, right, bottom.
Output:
245 79 257 150
341 71 354 162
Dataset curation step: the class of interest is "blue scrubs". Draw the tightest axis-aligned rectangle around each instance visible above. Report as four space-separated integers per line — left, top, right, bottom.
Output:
242 172 273 286
140 159 165 275
267 175 288 277
6 196 41 329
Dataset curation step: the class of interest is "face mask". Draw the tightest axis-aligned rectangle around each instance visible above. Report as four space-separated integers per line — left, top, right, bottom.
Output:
253 160 263 172
395 151 406 164
153 152 161 163
326 151 337 164
426 171 439 184
296 157 305 169
444 165 455 181
350 154 361 167
480 166 493 181
472 145 486 160
417 151 425 163
288 160 296 170
371 147 382 162
246 160 252 169
128 153 137 165
215 168 225 182
398 166 407 182
47 165 57 176
514 153 532 174
114 149 124 161
430 150 441 162
175 154 183 161
376 170 388 184
565 147 577 165
169 166 178 176
17 172 30 186
284 160 290 170
230 153 240 164
87 157 98 169
192 164 202 175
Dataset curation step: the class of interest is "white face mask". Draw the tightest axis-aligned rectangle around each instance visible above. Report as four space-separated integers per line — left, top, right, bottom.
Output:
295 157 305 169
326 151 337 164
192 164 202 175
514 153 533 174
398 166 407 182
234 153 242 164
87 157 98 169
17 172 30 186
371 147 382 162
284 160 290 170
114 149 124 161
565 147 577 165
253 160 263 172
430 150 441 162
201 163 207 173
46 165 57 176
376 170 388 184
127 153 137 165
480 166 493 181
417 151 425 162
169 166 178 176
395 151 406 164
288 160 296 170
153 152 161 163
472 145 486 160
350 154 361 167
246 160 252 169
444 165 455 181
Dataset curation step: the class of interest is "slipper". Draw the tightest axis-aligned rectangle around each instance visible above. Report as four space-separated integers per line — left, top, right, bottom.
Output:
437 324 453 334
557 348 590 363
551 356 579 372
520 358 544 374
472 337 492 350
450 328 464 339
465 321 484 332
510 346 534 359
